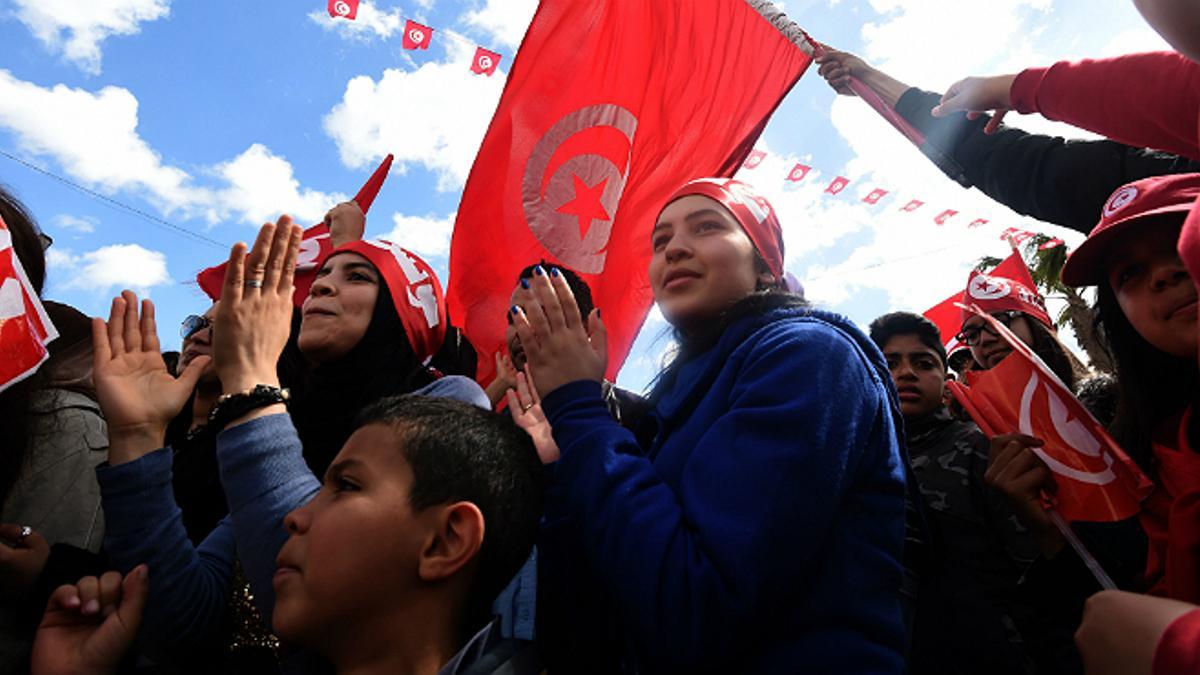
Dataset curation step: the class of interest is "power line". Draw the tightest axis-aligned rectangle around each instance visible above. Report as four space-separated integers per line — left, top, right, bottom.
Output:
0 148 229 250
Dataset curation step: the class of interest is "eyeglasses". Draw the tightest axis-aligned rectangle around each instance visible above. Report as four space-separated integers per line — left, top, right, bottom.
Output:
180 314 213 340
955 310 1020 346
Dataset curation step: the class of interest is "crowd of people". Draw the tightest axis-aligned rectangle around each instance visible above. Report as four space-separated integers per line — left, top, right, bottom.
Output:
3 1 1200 673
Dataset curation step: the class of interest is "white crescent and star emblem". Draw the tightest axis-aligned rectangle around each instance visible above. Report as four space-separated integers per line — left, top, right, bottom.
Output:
968 275 1011 300
1104 186 1138 218
478 55 493 70
409 29 425 44
332 1 352 17
521 104 639 274
1019 371 1117 485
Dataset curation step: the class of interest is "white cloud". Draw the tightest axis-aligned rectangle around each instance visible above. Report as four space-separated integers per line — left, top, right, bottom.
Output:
322 39 508 190
460 0 536 50
383 211 456 259
0 69 209 217
0 71 357 229
49 243 171 294
53 214 97 234
307 1 404 41
13 0 170 74
213 144 348 226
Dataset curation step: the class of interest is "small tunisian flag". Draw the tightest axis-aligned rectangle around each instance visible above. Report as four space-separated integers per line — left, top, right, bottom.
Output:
197 154 394 305
741 149 766 169
901 199 924 212
787 163 810 182
447 0 814 383
948 306 1154 521
471 47 501 76
862 188 888 204
0 214 58 393
327 0 358 20
924 249 1034 352
825 176 850 195
402 20 433 50
934 209 958 225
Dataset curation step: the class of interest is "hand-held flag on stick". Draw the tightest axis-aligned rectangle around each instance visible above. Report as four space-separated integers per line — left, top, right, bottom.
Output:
948 305 1154 523
0 215 58 393
447 0 814 384
197 154 394 306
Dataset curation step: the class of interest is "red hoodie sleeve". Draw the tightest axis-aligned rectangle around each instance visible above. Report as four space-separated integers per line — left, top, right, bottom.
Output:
1010 51 1200 162
1154 609 1200 675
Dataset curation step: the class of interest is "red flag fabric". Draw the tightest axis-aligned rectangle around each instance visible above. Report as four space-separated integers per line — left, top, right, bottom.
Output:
900 199 924 212
742 149 766 169
197 154 394 305
934 209 958 225
968 218 989 228
923 250 1033 350
470 47 502 76
1039 238 1065 251
862 188 888 204
327 0 358 20
825 176 850 195
948 306 1154 522
0 215 58 393
402 20 433 50
787 163 811 182
446 0 813 384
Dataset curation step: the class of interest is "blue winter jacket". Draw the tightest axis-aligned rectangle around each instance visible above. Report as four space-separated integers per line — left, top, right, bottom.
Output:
537 307 908 674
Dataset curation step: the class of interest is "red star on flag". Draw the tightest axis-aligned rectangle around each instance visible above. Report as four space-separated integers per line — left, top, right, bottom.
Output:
557 175 611 237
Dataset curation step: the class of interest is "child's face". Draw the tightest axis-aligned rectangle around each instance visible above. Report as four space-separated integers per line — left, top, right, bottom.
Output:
272 423 428 648
882 334 947 419
1106 218 1198 361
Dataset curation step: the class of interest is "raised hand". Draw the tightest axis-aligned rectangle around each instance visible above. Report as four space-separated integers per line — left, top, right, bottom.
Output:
814 47 870 96
0 524 50 597
325 201 365 248
511 266 606 398
31 566 149 675
485 351 519 407
931 74 1017 134
212 215 303 394
505 367 560 464
93 291 211 465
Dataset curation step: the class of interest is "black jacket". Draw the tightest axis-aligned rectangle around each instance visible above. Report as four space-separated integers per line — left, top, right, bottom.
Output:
895 88 1200 233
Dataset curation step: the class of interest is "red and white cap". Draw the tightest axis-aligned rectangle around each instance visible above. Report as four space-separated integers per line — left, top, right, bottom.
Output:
664 178 785 281
318 240 447 363
1061 173 1200 287
959 269 1054 330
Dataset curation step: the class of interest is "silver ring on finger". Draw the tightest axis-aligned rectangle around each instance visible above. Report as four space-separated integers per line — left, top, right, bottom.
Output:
18 525 32 541
521 403 533 412
244 278 264 289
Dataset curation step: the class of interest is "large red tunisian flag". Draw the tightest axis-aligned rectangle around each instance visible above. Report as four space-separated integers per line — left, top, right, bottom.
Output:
0 214 58 393
197 154 393 305
924 249 1036 353
948 307 1153 522
448 0 814 383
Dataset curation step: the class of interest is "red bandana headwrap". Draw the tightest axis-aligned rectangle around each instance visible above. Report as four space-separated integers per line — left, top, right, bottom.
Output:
959 269 1054 330
664 178 785 281
317 240 447 363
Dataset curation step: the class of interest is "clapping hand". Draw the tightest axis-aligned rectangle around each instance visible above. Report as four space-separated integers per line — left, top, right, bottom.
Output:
93 292 211 465
212 216 302 395
510 266 606 398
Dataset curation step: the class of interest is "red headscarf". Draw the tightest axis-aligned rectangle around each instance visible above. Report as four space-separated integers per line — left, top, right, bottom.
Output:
317 240 447 363
664 178 785 281
959 269 1054 330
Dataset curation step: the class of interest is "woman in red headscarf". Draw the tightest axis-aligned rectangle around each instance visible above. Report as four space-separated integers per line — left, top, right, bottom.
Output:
87 218 488 664
517 179 909 673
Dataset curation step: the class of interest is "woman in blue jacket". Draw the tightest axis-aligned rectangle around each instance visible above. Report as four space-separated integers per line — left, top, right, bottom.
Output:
513 178 908 674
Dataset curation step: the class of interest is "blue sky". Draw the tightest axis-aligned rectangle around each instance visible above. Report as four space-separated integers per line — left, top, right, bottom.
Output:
0 0 1169 392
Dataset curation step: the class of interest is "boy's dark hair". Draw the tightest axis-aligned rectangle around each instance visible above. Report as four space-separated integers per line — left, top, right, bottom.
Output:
518 261 594 318
868 312 947 368
354 395 544 632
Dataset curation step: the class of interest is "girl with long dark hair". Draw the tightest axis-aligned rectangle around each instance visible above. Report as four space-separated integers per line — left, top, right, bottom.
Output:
513 179 908 673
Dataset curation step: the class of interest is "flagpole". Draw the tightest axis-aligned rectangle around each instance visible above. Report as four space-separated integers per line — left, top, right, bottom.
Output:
1046 508 1118 591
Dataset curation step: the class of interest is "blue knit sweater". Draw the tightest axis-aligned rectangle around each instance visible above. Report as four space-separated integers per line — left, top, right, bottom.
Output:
537 308 908 674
